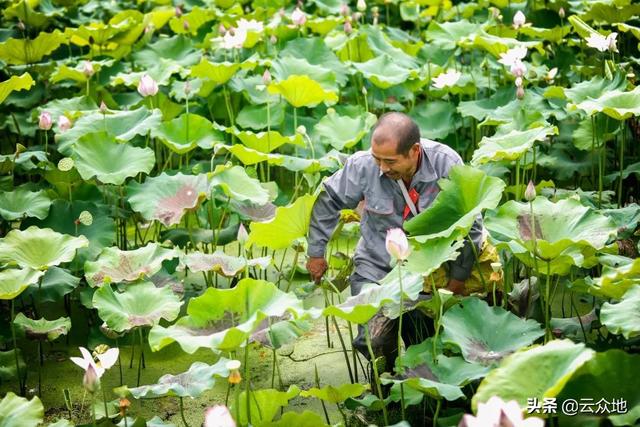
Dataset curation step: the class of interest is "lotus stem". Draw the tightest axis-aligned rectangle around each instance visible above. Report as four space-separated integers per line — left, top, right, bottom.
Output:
102 386 108 419
91 392 96 427
514 157 521 200
315 364 331 425
222 86 235 128
115 338 123 386
323 290 332 348
179 397 189 427
618 121 626 207
466 235 486 290
136 328 144 386
244 339 251 425
433 398 442 427
364 323 388 425
44 131 48 154
397 263 406 420
285 249 300 292
10 300 24 395
330 315 355 384
430 277 440 363
544 261 551 343
337 402 348 426
38 340 43 397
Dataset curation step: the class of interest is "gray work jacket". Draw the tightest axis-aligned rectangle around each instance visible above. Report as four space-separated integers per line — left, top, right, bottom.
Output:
307 138 483 283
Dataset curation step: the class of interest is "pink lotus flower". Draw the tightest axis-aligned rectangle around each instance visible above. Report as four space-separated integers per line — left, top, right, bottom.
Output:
513 11 526 29
344 19 353 34
291 8 306 26
83 363 99 393
38 111 52 130
262 69 272 85
137 74 159 97
99 100 108 113
459 396 543 427
58 115 72 132
70 346 119 379
237 223 249 245
385 228 411 261
510 60 526 78
83 61 94 77
204 405 236 427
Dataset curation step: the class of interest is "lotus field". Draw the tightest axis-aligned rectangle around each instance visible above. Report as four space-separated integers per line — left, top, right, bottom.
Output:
1 0 640 426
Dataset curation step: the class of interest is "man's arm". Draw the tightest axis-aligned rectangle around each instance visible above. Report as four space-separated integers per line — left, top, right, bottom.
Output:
307 156 364 283
447 214 483 294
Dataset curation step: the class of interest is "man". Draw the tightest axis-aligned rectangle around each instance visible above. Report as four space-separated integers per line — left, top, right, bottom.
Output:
306 112 482 366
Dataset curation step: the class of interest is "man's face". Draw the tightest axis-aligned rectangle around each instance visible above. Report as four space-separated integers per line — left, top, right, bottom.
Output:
371 139 420 181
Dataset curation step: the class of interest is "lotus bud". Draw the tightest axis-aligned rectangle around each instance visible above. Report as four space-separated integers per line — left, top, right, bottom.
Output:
183 20 190 31
15 143 26 157
524 180 536 201
516 85 525 99
83 364 99 393
270 35 277 44
83 61 95 77
119 398 131 418
99 101 108 113
291 8 306 26
237 223 249 245
296 125 307 135
326 107 336 114
385 228 411 261
546 67 558 81
356 0 366 12
38 111 52 130
344 19 353 34
58 157 74 171
361 86 367 95
58 115 72 132
262 69 272 85
340 3 350 16
558 7 565 18
353 12 362 21
204 405 236 427
372 6 379 24
184 80 191 95
490 262 502 273
515 76 523 87
513 10 526 29
137 74 159 97
78 210 93 226
17 20 25 31
226 360 242 384
219 24 227 35
175 5 182 17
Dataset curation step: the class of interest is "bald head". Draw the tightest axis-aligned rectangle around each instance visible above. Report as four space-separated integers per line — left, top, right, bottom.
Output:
371 112 421 156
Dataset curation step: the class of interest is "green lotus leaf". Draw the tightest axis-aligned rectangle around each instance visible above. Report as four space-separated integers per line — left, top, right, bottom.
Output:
151 113 224 154
587 257 640 299
236 102 286 130
556 349 640 427
441 298 544 365
0 188 51 221
323 269 425 324
0 30 66 65
383 376 465 402
360 26 418 68
56 107 162 155
425 19 481 50
250 316 312 350
209 164 271 205
149 278 304 353
410 101 459 140
84 243 179 287
46 420 74 427
93 281 182 333
600 286 640 339
190 59 241 85
232 386 300 426
280 37 349 86
37 95 97 123
0 393 44 427
247 193 317 250
50 61 110 84
405 236 465 277
4 0 59 29
127 360 230 399
271 55 338 91
617 22 640 40
230 128 304 153
65 19 132 46
23 200 116 266
128 173 209 227
0 227 88 270
472 340 595 412
573 86 640 121
259 411 329 427
13 313 71 341
572 115 618 151
352 55 416 89
0 350 25 382
580 4 640 26
469 30 543 58
471 126 558 165
111 62 181 88
0 268 44 300
23 267 79 304
312 110 377 150
300 383 366 403
0 73 34 104
404 165 505 241
71 131 155 185
457 87 515 121
564 73 627 105
169 7 216 35
217 144 342 173
485 197 617 275
268 75 338 108
133 35 201 68
177 251 270 277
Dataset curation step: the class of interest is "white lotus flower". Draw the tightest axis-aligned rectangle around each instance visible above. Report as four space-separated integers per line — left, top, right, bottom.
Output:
510 59 527 78
221 27 247 49
513 11 526 29
498 46 528 67
432 69 461 89
586 32 618 53
137 74 158 97
204 405 236 427
236 18 263 33
58 115 72 132
70 346 119 379
546 67 558 81
291 8 306 26
459 396 544 427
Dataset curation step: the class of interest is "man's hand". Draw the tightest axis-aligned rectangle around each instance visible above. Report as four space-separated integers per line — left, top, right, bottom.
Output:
446 278 467 296
307 256 328 284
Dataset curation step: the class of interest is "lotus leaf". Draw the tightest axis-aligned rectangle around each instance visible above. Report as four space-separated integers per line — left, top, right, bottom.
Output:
84 243 179 287
23 267 79 303
236 102 286 130
0 188 51 221
0 227 88 270
177 251 270 277
564 73 627 105
0 268 44 300
127 360 230 399
259 411 329 427
0 31 66 65
312 110 377 150
469 31 543 58
485 197 617 275
410 101 458 140
300 383 366 403
556 350 640 427
148 278 304 353
471 126 557 165
209 164 271 205
217 143 341 173
600 286 640 339
457 87 516 121
405 236 465 277
56 107 163 155
383 376 465 402
0 350 25 382
574 86 640 121
352 55 415 89
128 173 209 226
151 113 224 153
133 35 201 68
250 316 312 349
0 393 43 427
169 8 216 35
268 75 338 108
280 37 349 86
404 165 505 241
0 73 34 104
190 59 241 85
13 313 71 341
232 386 300 426
441 298 544 365
93 281 182 333
271 55 338 91
71 131 155 185
472 340 594 411
232 128 304 153
425 20 481 50
586 257 640 299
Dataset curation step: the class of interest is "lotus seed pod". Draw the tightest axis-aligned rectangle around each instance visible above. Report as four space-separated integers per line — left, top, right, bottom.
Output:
78 211 93 226
58 157 74 171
